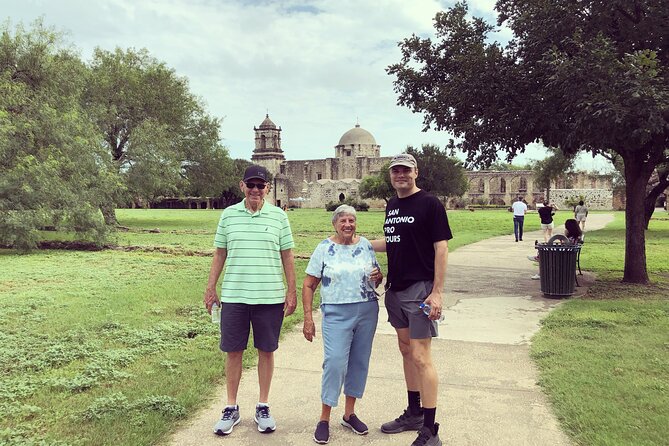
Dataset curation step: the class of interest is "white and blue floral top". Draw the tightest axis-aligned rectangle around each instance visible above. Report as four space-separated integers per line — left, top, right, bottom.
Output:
305 236 380 304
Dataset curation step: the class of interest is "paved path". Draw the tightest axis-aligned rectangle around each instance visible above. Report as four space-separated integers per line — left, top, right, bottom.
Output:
167 213 614 446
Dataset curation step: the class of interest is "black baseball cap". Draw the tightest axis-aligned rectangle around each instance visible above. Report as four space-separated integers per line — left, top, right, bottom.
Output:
243 165 269 182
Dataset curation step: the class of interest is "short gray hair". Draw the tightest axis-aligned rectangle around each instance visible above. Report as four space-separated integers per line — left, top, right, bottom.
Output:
332 204 357 224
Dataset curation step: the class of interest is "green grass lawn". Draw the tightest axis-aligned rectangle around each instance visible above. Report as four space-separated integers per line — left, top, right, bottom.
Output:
531 211 669 446
1 207 667 445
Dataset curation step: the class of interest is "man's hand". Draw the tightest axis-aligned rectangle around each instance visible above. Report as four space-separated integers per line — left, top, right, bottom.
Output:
284 289 297 316
423 291 443 321
203 287 219 314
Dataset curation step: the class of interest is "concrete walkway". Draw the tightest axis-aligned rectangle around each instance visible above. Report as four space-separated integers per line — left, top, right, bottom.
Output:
167 214 614 446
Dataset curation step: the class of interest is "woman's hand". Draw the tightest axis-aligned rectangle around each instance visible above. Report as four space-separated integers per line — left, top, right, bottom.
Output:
303 318 316 342
370 267 383 287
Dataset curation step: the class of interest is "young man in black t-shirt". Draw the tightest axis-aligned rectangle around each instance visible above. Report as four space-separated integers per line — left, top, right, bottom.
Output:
371 153 452 446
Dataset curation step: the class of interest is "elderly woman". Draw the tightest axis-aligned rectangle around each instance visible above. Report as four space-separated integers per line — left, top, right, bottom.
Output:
302 204 382 444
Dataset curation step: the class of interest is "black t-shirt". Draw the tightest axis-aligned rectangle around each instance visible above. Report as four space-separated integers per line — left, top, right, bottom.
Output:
384 190 453 291
538 206 555 224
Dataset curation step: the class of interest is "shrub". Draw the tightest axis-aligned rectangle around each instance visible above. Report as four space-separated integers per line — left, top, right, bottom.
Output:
325 198 369 212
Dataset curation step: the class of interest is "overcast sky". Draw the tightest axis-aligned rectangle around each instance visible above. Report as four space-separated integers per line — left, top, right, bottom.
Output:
4 0 611 171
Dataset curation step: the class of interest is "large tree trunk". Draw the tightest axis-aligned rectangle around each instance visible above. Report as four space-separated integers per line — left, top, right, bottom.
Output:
622 156 651 284
101 203 118 226
643 168 669 229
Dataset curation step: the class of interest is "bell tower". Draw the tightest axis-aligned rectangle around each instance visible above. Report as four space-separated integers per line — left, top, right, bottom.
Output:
251 114 285 175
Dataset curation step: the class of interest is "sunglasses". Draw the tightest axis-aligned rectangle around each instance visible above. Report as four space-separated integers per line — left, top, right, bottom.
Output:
245 182 267 190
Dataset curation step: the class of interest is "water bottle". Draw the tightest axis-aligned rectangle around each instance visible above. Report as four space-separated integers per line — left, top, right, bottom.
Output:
363 264 377 290
419 303 445 322
211 302 220 323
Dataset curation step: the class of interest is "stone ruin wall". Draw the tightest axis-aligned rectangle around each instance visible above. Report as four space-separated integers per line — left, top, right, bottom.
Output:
549 189 613 210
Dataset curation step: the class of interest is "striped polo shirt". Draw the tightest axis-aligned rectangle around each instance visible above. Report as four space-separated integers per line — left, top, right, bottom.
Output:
214 199 294 305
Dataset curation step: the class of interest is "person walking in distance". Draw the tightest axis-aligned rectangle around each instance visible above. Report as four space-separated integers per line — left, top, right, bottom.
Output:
371 153 452 446
204 164 297 437
574 200 589 232
538 200 558 243
511 197 528 242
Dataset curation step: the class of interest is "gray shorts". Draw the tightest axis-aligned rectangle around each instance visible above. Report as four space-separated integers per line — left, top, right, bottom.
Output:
385 280 438 339
219 302 284 352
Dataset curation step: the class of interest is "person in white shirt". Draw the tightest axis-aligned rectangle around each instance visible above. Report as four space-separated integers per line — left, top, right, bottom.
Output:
511 197 528 242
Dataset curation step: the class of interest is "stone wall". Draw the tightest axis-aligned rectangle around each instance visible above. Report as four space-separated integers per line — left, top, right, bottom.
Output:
279 155 392 208
463 170 615 209
549 189 613 210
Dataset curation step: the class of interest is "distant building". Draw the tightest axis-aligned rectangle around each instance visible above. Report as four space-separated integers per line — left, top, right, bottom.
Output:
464 170 614 210
249 114 615 210
251 114 390 209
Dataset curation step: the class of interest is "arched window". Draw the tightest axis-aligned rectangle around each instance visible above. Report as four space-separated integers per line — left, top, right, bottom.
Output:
261 135 266 149
519 177 527 192
500 178 506 193
478 179 485 193
338 193 345 202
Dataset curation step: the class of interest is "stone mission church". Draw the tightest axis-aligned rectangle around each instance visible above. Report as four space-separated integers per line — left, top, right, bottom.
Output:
249 114 615 210
251 114 392 209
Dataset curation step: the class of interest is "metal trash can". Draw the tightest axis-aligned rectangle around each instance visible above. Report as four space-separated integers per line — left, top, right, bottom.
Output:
535 242 581 297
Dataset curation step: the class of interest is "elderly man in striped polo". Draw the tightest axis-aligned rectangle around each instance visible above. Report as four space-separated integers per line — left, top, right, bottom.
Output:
204 164 297 437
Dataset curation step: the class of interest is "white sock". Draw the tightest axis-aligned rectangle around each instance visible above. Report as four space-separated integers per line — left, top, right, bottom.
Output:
257 402 269 407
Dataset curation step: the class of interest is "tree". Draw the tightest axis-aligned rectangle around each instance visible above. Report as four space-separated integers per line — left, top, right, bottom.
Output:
531 148 576 202
359 146 468 203
0 20 116 250
83 47 223 222
406 144 469 199
217 158 251 207
387 1 669 284
604 150 669 227
359 162 394 203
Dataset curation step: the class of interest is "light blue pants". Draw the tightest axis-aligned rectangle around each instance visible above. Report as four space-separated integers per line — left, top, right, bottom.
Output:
320 300 378 407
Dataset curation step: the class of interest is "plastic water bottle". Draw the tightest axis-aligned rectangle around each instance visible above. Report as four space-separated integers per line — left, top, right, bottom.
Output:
363 264 377 290
419 303 445 322
211 302 220 323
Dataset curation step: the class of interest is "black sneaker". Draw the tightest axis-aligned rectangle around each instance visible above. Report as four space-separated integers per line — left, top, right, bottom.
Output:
380 408 424 434
341 414 368 435
411 423 442 446
313 420 329 444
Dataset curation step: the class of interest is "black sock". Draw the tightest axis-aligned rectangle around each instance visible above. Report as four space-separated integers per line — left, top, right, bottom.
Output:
423 407 436 433
408 391 421 415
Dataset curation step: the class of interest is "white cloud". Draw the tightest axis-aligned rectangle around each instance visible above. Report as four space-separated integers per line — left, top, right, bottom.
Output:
3 0 612 171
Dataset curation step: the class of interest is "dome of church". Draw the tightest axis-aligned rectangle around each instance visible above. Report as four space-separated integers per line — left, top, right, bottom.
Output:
337 124 377 146
259 114 277 129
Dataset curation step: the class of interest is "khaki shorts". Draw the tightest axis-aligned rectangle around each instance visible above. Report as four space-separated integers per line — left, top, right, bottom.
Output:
575 215 587 222
541 222 554 230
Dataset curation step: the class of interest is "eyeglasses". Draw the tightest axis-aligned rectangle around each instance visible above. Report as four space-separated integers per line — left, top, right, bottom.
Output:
245 182 267 190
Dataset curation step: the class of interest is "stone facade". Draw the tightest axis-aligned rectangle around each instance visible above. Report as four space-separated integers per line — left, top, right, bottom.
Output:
549 189 613 210
248 115 615 210
463 170 613 210
251 115 390 209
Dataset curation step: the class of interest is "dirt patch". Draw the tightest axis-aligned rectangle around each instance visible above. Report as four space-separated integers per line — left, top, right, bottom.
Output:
0 241 214 257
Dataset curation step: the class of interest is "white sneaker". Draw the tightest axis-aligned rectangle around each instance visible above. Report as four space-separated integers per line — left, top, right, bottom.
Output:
531 274 540 280
527 255 539 262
